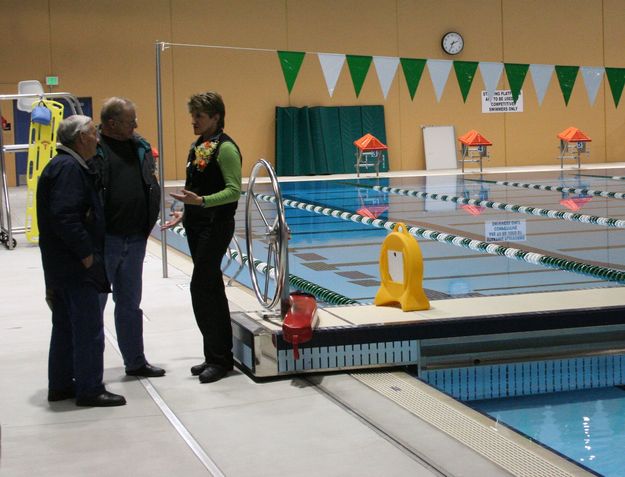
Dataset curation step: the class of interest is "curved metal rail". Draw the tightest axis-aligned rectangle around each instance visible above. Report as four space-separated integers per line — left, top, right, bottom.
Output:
244 159 290 317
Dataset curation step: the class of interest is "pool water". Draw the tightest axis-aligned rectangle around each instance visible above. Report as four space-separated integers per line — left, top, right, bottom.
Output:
471 387 625 476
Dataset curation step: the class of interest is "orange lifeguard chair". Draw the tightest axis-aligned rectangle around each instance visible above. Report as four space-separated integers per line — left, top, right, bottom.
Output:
557 127 591 169
354 133 387 177
458 130 492 173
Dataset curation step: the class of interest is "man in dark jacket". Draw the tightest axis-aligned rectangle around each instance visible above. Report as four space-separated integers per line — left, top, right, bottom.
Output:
90 97 164 378
38 115 126 407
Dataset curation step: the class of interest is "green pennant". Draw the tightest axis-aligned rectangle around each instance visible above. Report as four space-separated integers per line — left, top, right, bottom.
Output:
346 55 372 97
555 65 579 105
504 63 529 104
277 51 306 94
400 58 426 100
605 67 625 107
453 61 479 102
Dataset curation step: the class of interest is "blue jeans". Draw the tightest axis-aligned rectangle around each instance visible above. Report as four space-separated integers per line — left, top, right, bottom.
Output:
49 282 105 398
101 233 147 371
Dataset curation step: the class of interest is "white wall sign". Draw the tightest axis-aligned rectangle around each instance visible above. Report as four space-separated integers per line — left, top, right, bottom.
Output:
485 220 526 242
482 90 523 113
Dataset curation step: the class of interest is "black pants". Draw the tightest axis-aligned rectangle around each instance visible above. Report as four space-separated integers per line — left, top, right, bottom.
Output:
185 217 235 369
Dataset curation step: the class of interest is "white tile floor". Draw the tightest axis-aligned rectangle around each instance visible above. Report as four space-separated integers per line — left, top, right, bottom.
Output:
0 170 604 476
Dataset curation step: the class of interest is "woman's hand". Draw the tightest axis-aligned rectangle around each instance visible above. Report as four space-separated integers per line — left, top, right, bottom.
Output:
170 189 203 206
161 210 183 230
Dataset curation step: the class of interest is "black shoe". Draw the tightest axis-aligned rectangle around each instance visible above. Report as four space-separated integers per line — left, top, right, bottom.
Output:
190 361 209 376
48 388 75 402
76 390 126 407
126 363 166 378
198 365 229 384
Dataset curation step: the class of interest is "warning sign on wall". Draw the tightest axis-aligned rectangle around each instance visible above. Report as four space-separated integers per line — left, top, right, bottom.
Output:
482 90 523 113
485 220 526 242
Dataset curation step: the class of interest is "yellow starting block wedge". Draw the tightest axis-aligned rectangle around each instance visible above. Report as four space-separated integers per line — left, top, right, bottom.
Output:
25 99 64 243
374 222 430 312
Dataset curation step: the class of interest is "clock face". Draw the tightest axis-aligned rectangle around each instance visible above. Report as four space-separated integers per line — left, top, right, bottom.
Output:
442 32 464 55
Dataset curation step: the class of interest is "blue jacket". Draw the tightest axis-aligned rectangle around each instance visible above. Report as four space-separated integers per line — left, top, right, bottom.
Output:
37 148 107 289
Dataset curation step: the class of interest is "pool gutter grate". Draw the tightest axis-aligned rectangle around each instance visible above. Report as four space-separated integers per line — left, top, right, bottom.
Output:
352 371 593 477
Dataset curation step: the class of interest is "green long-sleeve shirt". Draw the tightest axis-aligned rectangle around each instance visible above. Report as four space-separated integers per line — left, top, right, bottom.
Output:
201 141 242 208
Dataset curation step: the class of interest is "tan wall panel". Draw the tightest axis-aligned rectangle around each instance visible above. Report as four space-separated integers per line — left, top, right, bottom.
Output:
502 0 605 166
397 0 503 170
169 48 286 178
46 0 175 175
0 0 51 84
2 0 625 179
502 0 603 65
0 84 17 187
603 0 625 162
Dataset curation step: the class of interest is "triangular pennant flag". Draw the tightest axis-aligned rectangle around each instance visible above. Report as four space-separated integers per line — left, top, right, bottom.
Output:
453 61 479 102
277 51 305 94
479 62 504 101
317 53 346 97
504 63 529 104
427 59 453 102
400 58 426 100
346 55 373 97
373 56 400 99
580 66 604 106
605 67 625 107
529 64 554 106
555 65 579 105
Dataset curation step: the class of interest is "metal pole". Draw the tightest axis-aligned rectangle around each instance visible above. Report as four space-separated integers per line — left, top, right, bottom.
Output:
156 41 168 278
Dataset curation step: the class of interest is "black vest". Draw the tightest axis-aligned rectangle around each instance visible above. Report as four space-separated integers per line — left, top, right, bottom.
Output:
183 131 242 225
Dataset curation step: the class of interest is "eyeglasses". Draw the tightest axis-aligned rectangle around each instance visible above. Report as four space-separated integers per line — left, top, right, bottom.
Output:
114 117 138 127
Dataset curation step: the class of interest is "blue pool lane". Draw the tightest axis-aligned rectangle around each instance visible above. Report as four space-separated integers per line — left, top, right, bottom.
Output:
472 386 625 477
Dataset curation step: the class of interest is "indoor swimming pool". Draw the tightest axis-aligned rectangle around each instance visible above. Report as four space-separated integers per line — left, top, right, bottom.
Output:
472 386 625 477
162 167 625 476
214 168 625 303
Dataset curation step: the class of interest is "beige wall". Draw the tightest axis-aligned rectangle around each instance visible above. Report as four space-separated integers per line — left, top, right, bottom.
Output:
1 0 624 181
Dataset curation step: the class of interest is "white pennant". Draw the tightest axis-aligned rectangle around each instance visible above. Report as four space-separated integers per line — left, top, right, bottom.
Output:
317 53 346 97
479 62 504 101
580 66 604 106
529 64 554 106
373 56 400 99
427 59 453 102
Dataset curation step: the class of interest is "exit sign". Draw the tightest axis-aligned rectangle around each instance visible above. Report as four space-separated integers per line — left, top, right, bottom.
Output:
45 76 59 86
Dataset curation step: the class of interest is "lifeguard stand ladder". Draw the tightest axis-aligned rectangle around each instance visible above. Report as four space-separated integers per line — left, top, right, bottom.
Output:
354 133 388 177
557 127 591 169
458 130 492 173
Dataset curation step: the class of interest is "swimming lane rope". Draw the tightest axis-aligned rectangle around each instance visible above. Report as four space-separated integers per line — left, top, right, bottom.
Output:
160 221 358 306
465 178 625 199
344 181 625 229
250 193 625 285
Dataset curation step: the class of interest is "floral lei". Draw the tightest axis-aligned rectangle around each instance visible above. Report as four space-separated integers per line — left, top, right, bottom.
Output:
192 140 219 171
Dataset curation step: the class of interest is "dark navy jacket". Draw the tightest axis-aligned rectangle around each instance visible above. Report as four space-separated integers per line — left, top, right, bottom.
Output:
37 147 107 289
91 132 161 237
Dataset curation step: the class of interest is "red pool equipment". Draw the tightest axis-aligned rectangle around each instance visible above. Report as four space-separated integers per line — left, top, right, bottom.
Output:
282 291 319 360
557 127 591 169
354 134 388 177
457 130 492 172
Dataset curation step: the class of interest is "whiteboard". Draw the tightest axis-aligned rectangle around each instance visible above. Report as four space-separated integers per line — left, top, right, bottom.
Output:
422 125 457 170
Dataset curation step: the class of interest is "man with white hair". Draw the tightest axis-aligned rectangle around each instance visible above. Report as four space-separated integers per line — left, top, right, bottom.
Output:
37 115 126 407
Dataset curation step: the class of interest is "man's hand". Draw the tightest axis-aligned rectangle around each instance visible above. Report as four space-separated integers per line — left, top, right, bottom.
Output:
81 254 94 269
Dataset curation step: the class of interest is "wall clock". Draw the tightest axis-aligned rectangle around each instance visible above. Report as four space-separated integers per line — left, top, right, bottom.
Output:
441 31 464 55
